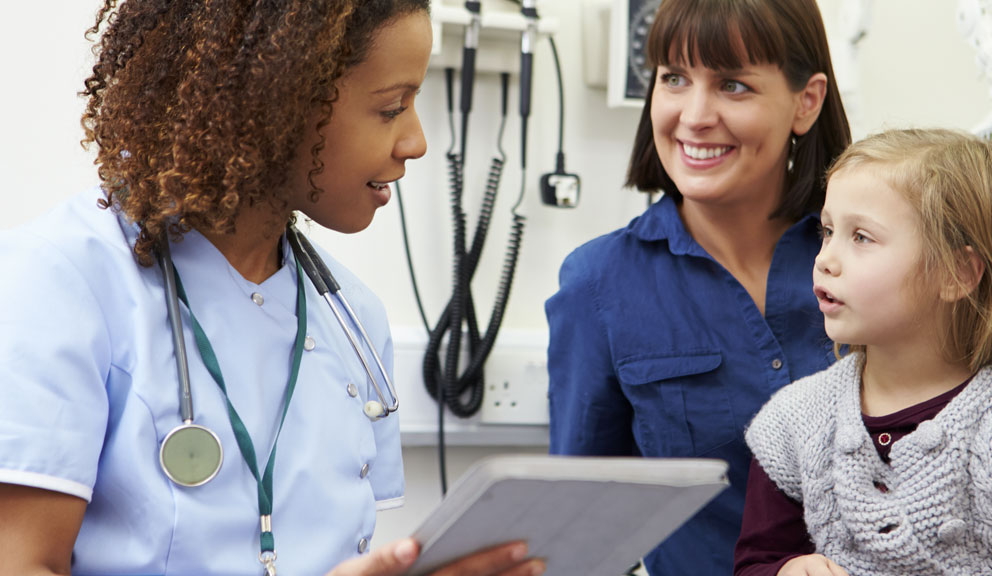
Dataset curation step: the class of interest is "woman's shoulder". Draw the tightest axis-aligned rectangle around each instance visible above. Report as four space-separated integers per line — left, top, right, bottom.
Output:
561 205 681 277
1 189 138 282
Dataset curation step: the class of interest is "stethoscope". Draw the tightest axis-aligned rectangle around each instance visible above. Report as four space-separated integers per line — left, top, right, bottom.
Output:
157 224 399 488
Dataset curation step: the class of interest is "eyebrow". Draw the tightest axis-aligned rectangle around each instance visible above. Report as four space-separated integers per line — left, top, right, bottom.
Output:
659 63 756 77
829 211 889 233
371 82 421 95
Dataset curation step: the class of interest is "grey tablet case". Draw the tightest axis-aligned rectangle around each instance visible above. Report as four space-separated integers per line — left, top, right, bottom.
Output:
408 455 729 576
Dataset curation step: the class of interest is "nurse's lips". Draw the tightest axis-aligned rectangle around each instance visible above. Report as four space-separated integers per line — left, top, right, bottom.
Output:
367 181 392 206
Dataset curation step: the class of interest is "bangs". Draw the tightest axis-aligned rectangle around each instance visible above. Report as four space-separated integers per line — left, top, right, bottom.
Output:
647 0 787 70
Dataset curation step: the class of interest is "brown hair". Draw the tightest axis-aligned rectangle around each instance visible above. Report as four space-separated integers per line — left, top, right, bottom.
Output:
625 0 850 220
81 0 430 265
826 128 992 371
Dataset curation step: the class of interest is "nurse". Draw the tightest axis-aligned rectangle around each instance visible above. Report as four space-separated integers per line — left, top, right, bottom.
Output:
545 0 850 574
0 1 543 575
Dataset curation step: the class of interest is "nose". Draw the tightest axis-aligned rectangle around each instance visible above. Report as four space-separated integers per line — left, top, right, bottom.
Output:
680 86 717 130
394 107 427 161
814 240 839 277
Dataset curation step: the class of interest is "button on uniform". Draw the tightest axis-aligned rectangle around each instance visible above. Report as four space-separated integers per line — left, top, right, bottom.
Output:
771 358 783 370
304 336 316 351
358 537 369 554
251 292 265 306
360 463 370 479
347 382 358 397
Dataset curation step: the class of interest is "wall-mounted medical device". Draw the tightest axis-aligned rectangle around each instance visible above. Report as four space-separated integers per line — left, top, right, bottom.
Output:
607 0 662 108
430 2 557 74
406 0 567 492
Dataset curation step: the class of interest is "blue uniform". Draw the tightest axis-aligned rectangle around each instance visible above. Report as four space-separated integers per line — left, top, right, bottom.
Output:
0 190 404 575
545 195 832 575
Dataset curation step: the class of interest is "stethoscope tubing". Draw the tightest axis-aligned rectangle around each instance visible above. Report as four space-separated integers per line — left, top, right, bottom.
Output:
158 241 195 424
287 225 399 415
335 292 399 413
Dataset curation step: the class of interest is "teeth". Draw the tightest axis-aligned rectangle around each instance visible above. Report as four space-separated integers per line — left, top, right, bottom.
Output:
683 144 731 160
368 182 389 189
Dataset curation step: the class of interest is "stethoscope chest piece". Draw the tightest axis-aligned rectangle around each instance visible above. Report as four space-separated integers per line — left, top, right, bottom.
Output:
160 423 224 487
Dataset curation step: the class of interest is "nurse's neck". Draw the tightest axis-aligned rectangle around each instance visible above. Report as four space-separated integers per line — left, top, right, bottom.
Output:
199 206 288 284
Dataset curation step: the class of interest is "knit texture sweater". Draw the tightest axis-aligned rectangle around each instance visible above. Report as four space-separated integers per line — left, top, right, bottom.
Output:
746 353 992 576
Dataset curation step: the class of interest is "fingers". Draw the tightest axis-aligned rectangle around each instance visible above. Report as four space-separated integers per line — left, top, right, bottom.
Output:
325 538 420 576
825 557 850 576
777 554 850 576
429 541 545 576
324 539 545 576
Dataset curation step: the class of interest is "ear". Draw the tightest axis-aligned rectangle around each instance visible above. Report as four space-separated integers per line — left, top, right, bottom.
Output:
791 72 828 137
940 246 986 302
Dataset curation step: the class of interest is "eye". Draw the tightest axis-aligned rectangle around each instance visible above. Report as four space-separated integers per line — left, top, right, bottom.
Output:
853 231 873 244
817 223 833 241
381 106 408 121
720 79 750 94
660 72 687 88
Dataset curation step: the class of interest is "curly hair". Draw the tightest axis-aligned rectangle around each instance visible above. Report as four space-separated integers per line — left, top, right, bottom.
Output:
81 0 430 265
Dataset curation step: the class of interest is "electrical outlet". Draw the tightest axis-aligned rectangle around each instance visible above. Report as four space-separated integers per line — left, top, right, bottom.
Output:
480 348 549 425
390 325 550 443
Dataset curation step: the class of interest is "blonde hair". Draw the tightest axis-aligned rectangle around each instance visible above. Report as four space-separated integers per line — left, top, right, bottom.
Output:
826 128 992 371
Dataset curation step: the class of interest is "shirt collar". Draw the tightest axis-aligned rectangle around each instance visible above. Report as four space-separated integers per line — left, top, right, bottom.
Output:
629 193 821 255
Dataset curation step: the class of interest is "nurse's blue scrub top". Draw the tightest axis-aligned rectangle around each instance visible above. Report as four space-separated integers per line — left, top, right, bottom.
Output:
546 194 833 576
0 190 404 575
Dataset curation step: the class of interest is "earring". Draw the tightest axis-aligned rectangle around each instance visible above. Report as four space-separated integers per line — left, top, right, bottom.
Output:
787 135 797 174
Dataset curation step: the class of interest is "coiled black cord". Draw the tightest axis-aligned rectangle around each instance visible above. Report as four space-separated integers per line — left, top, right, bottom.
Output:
423 71 520 425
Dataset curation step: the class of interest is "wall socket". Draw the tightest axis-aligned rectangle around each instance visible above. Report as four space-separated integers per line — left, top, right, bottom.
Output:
391 326 550 444
480 346 549 425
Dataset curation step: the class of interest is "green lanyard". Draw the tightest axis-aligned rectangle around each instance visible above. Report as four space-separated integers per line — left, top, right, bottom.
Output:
173 261 307 575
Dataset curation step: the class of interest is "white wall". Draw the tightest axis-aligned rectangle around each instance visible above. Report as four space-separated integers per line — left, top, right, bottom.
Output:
2 0 989 550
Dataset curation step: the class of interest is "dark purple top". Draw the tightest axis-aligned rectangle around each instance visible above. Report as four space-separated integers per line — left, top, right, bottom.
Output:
733 379 971 576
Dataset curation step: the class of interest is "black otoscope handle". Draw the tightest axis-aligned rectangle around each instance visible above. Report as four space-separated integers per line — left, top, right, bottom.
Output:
501 71 509 117
520 1 538 120
446 67 455 114
519 51 533 119
460 47 477 115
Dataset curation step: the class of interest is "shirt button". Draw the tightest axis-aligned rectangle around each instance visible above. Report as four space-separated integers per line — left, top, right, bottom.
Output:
250 292 265 306
304 336 316 351
358 537 369 554
347 382 358 397
360 463 370 479
771 358 783 370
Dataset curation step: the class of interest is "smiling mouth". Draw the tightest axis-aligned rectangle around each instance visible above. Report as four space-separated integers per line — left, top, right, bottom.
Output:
681 143 733 160
367 181 391 190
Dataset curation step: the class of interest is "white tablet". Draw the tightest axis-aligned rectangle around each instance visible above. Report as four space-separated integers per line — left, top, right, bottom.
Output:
408 455 729 576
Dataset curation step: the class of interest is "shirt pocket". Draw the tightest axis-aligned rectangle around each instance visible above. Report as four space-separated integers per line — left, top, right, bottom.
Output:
617 352 736 457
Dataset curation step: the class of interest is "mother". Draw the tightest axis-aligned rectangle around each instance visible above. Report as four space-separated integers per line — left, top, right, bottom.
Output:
546 0 850 573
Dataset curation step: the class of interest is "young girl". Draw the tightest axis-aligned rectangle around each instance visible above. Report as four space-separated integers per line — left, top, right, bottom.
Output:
0 1 542 575
734 128 992 576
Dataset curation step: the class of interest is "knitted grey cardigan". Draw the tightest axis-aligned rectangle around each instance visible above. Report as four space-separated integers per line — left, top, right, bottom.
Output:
746 353 992 576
